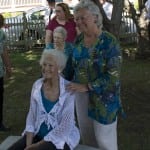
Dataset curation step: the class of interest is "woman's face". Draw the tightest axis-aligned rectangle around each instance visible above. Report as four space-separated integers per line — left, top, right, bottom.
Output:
53 32 65 49
55 6 66 20
41 56 58 79
74 8 97 33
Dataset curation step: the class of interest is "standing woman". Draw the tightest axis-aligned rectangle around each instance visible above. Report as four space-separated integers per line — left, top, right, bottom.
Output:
45 2 77 46
66 0 124 150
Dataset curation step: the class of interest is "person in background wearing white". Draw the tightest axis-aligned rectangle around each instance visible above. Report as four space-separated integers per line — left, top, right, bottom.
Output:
145 0 150 19
46 0 56 22
99 0 113 20
145 0 150 39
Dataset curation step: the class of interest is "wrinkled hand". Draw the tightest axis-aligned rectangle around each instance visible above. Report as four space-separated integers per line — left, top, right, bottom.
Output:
66 82 88 92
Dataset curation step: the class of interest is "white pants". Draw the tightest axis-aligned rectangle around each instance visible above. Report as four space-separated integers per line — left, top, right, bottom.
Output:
75 92 118 150
94 120 118 150
75 92 98 147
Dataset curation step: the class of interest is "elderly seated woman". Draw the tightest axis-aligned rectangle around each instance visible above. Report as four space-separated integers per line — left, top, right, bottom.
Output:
8 49 80 150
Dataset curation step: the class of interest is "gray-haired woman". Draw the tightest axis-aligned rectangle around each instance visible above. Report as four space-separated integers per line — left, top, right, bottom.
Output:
66 0 124 150
46 26 73 57
45 26 74 81
8 49 80 150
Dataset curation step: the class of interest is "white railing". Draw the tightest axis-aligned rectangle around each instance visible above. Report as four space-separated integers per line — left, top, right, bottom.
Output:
119 9 138 44
4 13 46 50
0 0 43 7
3 9 138 51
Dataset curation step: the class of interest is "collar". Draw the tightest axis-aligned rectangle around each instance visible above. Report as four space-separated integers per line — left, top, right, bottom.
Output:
33 75 70 106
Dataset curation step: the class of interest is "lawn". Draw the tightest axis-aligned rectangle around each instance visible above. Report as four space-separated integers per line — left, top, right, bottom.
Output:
0 49 150 150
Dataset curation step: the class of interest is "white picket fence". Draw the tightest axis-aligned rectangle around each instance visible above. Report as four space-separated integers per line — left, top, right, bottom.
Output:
4 13 46 50
3 10 138 51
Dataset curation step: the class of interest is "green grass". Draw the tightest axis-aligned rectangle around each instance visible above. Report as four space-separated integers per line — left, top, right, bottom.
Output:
0 50 42 142
118 59 150 150
0 50 150 150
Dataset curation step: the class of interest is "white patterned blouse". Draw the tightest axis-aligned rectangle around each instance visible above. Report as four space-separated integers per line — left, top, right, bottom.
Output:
23 76 80 150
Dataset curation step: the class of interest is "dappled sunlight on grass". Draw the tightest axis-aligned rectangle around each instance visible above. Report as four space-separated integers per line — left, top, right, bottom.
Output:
1 50 150 150
13 68 27 74
25 50 40 61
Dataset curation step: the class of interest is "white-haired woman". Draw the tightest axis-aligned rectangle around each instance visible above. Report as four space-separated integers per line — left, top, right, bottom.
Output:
46 26 74 81
66 0 124 150
8 50 80 150
46 26 73 57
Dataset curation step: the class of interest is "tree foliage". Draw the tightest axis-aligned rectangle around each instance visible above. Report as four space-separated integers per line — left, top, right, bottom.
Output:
91 0 150 58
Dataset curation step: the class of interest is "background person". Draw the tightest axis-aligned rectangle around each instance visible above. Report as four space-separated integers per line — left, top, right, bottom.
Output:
45 26 74 81
66 0 124 150
145 0 150 18
46 0 56 23
45 26 73 56
145 0 150 39
0 14 11 131
45 2 77 45
8 50 80 150
99 0 113 20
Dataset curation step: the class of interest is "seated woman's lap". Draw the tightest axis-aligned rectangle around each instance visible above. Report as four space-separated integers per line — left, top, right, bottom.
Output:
8 135 70 150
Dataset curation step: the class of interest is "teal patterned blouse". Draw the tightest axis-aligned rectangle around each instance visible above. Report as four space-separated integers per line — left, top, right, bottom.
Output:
45 42 73 57
0 29 7 78
72 31 124 124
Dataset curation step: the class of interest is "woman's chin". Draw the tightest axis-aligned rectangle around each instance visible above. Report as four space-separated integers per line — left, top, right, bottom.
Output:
43 75 53 79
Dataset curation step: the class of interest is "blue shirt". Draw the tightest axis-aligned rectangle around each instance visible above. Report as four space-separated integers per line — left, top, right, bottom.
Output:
36 88 58 139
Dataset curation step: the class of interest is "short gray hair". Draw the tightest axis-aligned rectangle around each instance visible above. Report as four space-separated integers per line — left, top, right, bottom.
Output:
53 26 67 40
40 49 67 72
74 0 103 29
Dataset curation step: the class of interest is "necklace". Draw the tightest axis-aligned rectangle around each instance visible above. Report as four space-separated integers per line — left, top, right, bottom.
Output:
83 30 101 48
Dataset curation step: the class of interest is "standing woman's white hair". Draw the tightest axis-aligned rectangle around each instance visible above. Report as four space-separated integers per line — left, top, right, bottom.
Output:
73 0 103 29
40 49 67 73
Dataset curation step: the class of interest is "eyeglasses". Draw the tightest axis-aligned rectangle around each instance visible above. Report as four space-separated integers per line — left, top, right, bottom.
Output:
55 10 62 13
74 15 89 22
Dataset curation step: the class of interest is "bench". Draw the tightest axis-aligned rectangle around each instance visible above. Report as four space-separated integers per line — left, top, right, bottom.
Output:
0 136 21 150
0 136 99 150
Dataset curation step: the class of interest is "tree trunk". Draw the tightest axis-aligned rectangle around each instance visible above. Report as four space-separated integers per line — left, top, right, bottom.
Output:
125 0 150 58
91 0 150 58
137 10 150 58
111 0 124 38
91 0 124 38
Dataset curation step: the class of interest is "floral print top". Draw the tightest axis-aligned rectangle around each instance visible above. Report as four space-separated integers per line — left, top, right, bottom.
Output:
73 31 124 124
